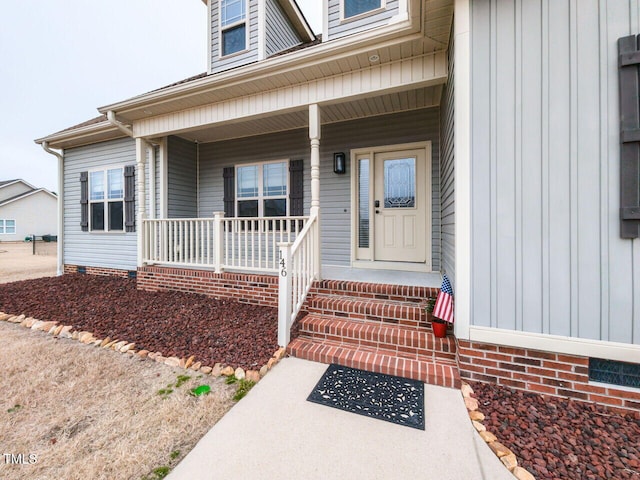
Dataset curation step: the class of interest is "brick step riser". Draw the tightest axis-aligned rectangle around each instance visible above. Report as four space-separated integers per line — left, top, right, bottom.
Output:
310 282 439 304
307 299 434 326
297 322 456 362
287 339 460 388
297 332 457 362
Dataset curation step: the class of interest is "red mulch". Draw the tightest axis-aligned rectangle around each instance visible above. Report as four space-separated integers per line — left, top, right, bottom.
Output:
0 274 278 370
472 382 640 480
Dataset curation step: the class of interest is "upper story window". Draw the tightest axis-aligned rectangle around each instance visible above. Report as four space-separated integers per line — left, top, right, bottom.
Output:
89 168 124 232
220 0 247 56
236 161 288 217
0 219 16 234
343 0 383 19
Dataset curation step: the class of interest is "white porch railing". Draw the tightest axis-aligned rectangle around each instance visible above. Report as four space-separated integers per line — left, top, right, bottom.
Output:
143 214 309 273
277 214 319 347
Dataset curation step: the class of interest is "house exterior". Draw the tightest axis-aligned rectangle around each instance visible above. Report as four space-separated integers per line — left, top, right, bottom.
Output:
0 179 57 242
36 0 640 412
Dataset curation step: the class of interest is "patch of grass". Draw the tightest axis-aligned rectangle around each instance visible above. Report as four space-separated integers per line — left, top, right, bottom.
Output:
233 379 256 401
157 388 174 398
7 404 21 414
175 375 191 388
142 465 170 480
225 374 238 385
169 450 180 461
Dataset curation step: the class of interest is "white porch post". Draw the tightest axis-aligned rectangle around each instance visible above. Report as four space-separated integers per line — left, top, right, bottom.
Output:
136 138 148 267
278 242 293 347
309 104 321 279
213 211 225 273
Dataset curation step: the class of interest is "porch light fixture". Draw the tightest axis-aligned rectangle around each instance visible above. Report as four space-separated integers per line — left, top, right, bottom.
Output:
333 152 346 174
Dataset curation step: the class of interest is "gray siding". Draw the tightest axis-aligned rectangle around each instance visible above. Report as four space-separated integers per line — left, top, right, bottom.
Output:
167 136 198 218
198 107 441 268
440 35 455 288
265 0 301 56
63 138 137 271
471 0 639 344
211 0 259 74
327 0 399 41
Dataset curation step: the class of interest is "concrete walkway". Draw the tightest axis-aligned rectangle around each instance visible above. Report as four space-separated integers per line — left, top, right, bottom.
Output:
168 357 514 480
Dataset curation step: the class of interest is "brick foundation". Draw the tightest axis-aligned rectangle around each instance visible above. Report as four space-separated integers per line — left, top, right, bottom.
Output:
63 264 132 278
136 266 279 307
457 339 640 413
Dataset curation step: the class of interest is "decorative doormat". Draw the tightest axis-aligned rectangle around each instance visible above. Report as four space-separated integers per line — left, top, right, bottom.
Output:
307 364 425 430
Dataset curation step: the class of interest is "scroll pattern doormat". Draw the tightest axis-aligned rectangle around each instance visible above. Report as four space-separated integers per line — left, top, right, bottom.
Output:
307 364 425 430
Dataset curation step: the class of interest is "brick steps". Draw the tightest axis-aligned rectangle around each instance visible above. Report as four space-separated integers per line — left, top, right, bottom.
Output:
288 279 460 389
298 314 456 362
288 337 460 388
307 294 428 328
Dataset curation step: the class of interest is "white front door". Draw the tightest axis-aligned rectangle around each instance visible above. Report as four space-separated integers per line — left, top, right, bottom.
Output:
372 149 428 263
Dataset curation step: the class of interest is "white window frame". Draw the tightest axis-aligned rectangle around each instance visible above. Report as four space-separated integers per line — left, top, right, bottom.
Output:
219 0 249 58
235 159 290 218
340 0 386 23
0 219 16 235
88 166 126 233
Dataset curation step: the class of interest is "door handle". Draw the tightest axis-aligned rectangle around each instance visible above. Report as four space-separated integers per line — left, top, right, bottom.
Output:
374 200 380 208
375 210 380 214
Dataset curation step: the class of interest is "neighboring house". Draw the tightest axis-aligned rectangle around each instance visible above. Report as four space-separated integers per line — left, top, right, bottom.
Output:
36 0 640 411
0 179 57 242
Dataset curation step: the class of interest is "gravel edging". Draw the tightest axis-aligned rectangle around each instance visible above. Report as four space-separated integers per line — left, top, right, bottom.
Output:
0 312 287 386
462 381 640 480
461 382 537 480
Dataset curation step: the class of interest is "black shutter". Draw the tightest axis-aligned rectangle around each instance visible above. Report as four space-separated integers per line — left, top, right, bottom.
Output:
124 165 136 232
289 159 304 216
223 167 235 217
80 171 89 231
618 35 640 238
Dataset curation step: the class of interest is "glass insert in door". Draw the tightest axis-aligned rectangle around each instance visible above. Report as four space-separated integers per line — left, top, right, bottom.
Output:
383 158 416 208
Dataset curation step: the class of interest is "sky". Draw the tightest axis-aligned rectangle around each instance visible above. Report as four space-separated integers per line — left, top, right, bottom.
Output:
0 0 322 192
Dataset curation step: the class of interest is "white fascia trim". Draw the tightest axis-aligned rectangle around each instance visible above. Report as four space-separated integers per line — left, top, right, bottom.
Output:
35 122 123 147
98 5 420 115
207 0 213 74
453 0 471 341
323 0 329 41
0 189 57 207
277 0 315 40
470 326 640 364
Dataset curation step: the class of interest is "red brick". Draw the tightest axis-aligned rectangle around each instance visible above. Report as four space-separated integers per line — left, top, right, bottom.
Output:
557 354 588 366
528 384 557 395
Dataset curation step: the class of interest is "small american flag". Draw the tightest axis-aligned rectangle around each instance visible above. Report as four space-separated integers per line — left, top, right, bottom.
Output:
433 274 454 323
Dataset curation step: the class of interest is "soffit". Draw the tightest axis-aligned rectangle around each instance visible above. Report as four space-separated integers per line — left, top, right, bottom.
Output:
177 85 442 143
424 0 454 49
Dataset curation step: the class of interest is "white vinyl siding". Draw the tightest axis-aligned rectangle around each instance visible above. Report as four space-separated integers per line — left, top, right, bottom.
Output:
470 0 639 344
0 192 57 242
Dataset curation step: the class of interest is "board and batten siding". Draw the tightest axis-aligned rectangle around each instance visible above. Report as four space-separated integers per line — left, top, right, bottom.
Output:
265 0 301 56
198 107 441 268
211 0 260 74
326 0 399 41
63 137 138 271
440 34 455 289
167 136 198 218
471 0 640 344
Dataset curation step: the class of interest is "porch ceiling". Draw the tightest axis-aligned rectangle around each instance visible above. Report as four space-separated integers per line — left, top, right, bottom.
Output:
424 0 454 50
176 85 443 144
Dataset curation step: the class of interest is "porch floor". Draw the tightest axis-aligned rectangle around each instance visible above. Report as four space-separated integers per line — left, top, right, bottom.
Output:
321 265 442 288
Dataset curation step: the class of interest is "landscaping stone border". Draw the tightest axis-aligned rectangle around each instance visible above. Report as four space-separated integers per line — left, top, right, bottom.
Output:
461 381 537 480
0 311 287 386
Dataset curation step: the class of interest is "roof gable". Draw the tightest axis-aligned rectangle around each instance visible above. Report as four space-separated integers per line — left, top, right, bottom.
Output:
0 189 57 208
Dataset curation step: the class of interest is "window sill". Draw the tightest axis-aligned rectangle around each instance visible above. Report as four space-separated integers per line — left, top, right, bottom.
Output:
340 7 387 25
218 48 251 61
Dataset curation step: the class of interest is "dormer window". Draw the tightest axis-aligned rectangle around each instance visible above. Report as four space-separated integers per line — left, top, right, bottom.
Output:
343 0 383 19
220 0 247 56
